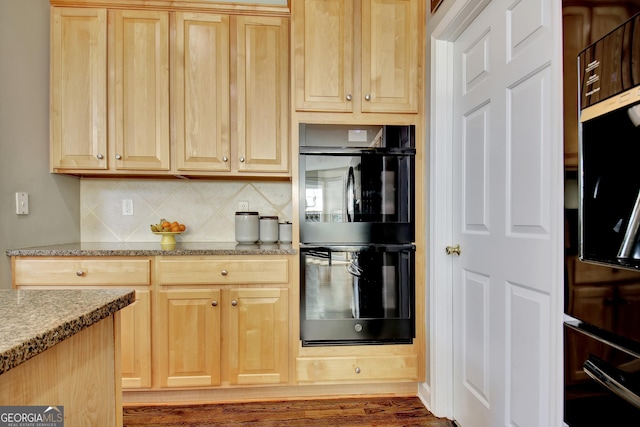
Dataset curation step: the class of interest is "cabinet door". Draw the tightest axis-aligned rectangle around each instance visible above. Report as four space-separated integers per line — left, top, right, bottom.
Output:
111 10 170 171
235 16 289 173
175 13 230 172
120 289 151 388
293 0 354 112
158 289 221 387
228 288 288 385
50 7 107 171
361 0 419 113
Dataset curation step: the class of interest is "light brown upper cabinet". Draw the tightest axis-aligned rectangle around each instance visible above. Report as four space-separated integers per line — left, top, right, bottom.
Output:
293 0 421 114
234 16 290 174
51 7 170 174
51 6 290 177
50 7 108 171
175 15 290 175
174 13 231 173
111 10 171 172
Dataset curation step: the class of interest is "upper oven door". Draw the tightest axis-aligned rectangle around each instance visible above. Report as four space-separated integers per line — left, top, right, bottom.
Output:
299 149 414 244
299 124 415 244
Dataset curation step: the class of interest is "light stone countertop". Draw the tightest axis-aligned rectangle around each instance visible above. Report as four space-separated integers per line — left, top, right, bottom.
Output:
6 241 297 257
0 289 135 375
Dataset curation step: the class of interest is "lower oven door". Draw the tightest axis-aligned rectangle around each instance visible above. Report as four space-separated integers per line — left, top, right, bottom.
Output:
564 322 640 425
300 244 415 346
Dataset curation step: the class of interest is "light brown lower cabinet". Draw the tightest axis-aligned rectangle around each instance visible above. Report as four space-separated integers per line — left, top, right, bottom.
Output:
11 256 153 390
157 287 288 387
120 289 152 388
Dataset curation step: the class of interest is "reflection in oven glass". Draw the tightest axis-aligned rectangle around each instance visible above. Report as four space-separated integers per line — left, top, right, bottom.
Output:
304 254 353 320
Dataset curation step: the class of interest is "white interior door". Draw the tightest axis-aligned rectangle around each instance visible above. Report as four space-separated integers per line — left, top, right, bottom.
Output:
446 0 564 426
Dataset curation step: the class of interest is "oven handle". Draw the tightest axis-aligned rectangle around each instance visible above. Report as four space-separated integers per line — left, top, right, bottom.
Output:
583 356 640 409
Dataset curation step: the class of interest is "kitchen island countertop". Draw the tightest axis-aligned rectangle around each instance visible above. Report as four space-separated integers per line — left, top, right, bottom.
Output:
6 241 297 257
0 289 134 375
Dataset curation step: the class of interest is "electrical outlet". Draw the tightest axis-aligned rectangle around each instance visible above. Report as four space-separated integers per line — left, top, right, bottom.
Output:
122 199 134 216
238 201 249 211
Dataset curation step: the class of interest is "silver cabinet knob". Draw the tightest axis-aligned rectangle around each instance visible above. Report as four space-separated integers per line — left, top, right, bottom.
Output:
115 154 122 160
222 156 228 162
221 270 228 276
346 94 352 101
355 367 361 374
211 300 218 307
76 270 85 276
239 157 245 163
231 300 238 306
364 94 371 101
96 153 104 160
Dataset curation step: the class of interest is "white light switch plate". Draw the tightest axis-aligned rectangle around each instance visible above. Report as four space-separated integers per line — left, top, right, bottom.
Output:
16 192 28 215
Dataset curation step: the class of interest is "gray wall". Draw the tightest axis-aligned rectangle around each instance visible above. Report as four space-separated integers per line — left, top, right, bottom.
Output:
0 0 81 289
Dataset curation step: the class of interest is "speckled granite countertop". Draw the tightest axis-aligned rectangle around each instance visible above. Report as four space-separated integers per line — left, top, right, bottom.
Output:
0 289 134 375
6 242 297 257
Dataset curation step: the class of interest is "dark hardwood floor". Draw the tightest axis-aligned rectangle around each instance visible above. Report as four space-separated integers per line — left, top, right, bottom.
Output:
123 396 455 427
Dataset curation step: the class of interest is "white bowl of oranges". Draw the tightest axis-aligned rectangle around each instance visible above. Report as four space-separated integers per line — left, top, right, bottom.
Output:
150 219 187 247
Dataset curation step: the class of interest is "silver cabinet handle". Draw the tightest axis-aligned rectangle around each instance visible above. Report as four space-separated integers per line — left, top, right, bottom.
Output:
355 367 361 374
231 300 238 306
346 94 352 101
96 154 104 160
222 156 228 162
115 154 122 160
221 270 228 276
76 270 85 276
239 157 245 163
364 94 371 101
211 300 218 307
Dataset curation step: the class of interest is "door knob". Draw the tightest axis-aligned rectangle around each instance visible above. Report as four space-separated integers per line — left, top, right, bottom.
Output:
445 244 461 256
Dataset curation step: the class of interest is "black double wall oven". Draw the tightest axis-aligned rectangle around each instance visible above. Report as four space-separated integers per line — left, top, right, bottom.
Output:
298 124 416 346
565 13 640 425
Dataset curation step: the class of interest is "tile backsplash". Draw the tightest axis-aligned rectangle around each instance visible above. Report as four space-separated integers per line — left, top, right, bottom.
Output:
81 179 292 243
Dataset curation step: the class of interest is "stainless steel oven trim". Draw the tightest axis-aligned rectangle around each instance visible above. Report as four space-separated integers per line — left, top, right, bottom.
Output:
583 356 640 409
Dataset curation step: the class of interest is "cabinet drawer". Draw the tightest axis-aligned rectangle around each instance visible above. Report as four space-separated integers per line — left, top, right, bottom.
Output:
13 258 151 286
296 355 418 383
157 258 289 285
573 258 640 284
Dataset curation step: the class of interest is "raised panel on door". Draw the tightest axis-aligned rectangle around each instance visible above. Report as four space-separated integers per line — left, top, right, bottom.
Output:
158 289 221 387
111 10 170 171
50 7 107 171
228 288 288 385
175 12 230 172
121 289 151 388
361 0 419 113
235 16 289 173
293 0 354 112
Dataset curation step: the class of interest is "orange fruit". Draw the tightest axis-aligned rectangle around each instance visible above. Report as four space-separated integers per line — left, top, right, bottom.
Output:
171 221 179 227
179 224 186 232
161 221 171 228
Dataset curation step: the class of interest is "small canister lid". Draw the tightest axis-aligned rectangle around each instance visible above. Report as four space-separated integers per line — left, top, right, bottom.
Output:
259 215 279 220
236 211 259 215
